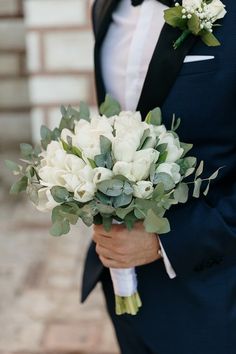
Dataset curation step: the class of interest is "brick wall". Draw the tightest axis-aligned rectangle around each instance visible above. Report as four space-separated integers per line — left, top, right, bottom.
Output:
0 0 31 148
24 0 95 142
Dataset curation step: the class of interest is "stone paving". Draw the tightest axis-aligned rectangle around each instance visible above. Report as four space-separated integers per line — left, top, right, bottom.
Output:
0 151 119 354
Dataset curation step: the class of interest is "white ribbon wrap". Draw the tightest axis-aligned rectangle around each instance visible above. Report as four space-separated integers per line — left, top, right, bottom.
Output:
109 220 138 297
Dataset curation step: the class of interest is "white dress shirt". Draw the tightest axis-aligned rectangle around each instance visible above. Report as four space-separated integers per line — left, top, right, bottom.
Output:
100 0 176 279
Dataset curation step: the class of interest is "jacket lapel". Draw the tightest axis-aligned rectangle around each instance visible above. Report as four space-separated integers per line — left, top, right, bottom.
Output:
93 0 197 118
136 23 197 118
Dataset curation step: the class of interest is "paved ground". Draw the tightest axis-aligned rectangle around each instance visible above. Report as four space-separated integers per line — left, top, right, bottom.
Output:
0 150 119 354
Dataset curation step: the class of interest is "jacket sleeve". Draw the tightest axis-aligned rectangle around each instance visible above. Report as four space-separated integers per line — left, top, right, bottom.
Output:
159 182 236 276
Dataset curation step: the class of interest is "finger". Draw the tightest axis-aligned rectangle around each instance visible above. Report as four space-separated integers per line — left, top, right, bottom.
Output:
99 255 129 269
96 243 125 262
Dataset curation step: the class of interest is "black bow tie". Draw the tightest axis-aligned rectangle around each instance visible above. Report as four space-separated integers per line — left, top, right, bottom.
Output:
132 0 173 6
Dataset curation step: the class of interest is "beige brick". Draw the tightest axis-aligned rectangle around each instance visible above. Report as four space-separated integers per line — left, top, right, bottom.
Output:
0 20 25 50
0 113 31 148
0 0 19 16
24 0 88 28
0 54 19 75
44 30 94 71
29 76 89 105
0 79 29 108
25 32 41 72
31 107 45 143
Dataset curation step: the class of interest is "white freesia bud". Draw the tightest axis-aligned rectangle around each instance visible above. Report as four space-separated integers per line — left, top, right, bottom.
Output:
74 182 96 203
156 162 181 184
38 166 67 187
93 167 114 184
133 181 154 199
158 132 184 163
205 0 226 20
132 149 160 181
36 187 59 212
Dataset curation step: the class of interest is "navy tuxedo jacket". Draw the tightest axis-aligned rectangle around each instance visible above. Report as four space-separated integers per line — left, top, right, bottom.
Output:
82 1 236 353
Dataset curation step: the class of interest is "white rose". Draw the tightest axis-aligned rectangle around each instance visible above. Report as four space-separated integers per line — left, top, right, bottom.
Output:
36 187 59 212
182 0 201 11
93 167 114 184
74 182 96 203
38 166 66 187
156 162 181 184
113 161 135 181
205 0 226 20
40 141 67 169
132 148 160 181
113 136 140 162
158 132 184 163
133 181 154 199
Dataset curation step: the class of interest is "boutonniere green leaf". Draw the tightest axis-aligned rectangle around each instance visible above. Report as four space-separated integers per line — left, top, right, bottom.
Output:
164 0 227 49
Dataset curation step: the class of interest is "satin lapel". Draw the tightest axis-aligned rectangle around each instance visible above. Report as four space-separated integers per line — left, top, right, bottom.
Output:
136 22 197 119
93 0 120 106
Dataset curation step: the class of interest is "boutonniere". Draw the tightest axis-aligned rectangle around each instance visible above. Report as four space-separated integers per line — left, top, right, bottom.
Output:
164 0 227 49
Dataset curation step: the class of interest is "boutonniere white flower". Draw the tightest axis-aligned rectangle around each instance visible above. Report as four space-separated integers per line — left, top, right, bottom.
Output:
164 0 227 49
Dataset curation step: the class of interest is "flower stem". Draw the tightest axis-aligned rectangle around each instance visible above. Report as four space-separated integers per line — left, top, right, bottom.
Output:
173 29 191 50
115 292 142 316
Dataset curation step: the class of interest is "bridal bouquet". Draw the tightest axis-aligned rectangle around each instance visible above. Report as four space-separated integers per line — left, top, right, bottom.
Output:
7 95 219 315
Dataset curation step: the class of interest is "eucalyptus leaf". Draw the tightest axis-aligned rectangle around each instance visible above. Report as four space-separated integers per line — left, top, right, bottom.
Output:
20 143 34 159
171 115 181 131
102 216 112 231
153 172 175 190
113 193 132 208
124 212 138 231
173 183 189 203
97 179 123 197
144 209 170 234
100 94 121 117
100 135 112 154
145 107 162 126
78 102 90 121
138 129 150 150
5 160 21 173
180 142 193 157
193 178 202 198
50 219 70 237
10 176 28 194
51 186 71 203
195 160 204 180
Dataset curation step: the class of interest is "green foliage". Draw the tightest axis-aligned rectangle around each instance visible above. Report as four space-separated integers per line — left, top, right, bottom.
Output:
171 115 181 132
173 183 189 203
100 94 121 117
50 220 70 237
144 209 170 234
201 31 221 47
145 107 162 126
138 129 151 150
164 6 187 30
61 139 82 158
5 160 22 174
10 176 28 194
78 101 90 121
152 172 175 190
188 13 201 35
50 186 72 203
100 135 112 154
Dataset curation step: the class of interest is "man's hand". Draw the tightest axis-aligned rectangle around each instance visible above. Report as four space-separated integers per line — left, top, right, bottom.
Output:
93 222 162 269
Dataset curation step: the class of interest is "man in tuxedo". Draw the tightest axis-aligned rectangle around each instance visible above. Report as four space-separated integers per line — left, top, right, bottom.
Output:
82 1 236 353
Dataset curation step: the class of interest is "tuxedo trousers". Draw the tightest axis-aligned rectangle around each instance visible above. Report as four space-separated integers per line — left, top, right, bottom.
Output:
99 255 236 354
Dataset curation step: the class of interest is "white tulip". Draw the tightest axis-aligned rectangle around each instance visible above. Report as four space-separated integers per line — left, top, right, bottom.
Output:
156 162 181 184
113 161 135 182
62 173 81 192
36 187 59 212
40 141 67 169
74 182 96 203
93 167 114 184
78 165 95 183
73 115 114 160
113 136 140 163
158 132 184 163
114 111 144 140
38 166 66 187
133 181 154 199
132 149 160 181
64 154 85 174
